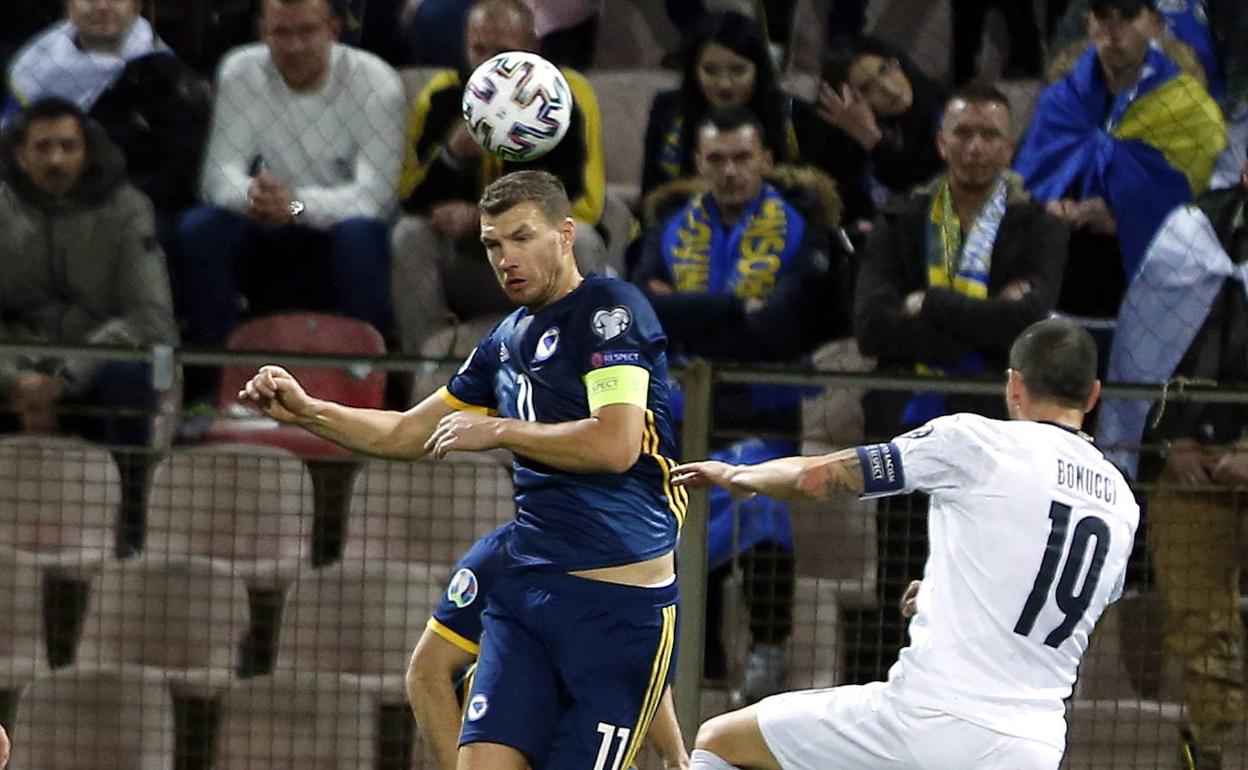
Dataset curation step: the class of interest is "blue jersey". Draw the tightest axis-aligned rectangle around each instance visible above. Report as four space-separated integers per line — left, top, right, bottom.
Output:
442 276 685 571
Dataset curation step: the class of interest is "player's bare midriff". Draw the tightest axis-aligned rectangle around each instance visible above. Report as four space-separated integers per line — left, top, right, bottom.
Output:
570 550 675 587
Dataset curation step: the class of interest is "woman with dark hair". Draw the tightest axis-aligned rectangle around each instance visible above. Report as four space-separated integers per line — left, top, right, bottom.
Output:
798 36 947 228
640 11 800 197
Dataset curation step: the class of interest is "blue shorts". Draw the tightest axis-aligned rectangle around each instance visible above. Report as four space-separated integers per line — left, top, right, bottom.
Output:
459 570 679 770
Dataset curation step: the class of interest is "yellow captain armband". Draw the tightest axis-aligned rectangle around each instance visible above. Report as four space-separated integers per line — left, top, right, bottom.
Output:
584 365 650 412
436 386 496 415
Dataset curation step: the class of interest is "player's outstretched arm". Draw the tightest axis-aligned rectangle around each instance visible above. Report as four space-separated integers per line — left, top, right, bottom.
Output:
672 448 865 501
427 402 644 474
239 366 455 460
647 687 689 770
406 627 476 770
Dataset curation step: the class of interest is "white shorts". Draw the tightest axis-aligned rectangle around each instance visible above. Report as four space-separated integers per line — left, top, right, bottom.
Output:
756 682 1063 770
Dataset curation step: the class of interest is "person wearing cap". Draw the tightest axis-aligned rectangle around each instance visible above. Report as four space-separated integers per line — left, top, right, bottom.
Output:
1014 0 1226 321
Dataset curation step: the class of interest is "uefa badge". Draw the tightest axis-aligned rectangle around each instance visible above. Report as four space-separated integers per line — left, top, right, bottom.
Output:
446 568 479 608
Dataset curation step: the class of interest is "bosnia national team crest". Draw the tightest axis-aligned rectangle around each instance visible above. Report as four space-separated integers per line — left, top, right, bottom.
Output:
534 327 560 362
467 693 489 721
447 568 479 608
592 307 632 341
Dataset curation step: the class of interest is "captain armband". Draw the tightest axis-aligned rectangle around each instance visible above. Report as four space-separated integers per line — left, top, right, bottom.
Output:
583 365 649 412
855 442 906 498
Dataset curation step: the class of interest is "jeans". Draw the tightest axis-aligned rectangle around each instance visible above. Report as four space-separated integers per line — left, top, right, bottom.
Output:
176 206 392 346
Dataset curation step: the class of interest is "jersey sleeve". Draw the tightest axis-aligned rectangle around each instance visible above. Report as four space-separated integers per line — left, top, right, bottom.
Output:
441 329 500 413
578 281 667 412
854 415 978 498
428 524 512 655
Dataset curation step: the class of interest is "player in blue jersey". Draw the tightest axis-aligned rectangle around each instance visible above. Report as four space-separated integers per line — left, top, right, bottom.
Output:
239 170 687 770
406 522 690 770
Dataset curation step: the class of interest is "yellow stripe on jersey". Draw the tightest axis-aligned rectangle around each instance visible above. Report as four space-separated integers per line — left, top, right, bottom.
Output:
426 617 481 656
460 661 478 722
436 386 497 416
584 365 650 412
619 603 677 770
643 410 687 529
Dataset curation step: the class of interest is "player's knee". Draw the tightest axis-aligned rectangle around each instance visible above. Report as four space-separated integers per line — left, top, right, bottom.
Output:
694 713 738 754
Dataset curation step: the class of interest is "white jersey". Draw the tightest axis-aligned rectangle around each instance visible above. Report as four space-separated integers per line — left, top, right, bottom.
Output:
858 414 1139 751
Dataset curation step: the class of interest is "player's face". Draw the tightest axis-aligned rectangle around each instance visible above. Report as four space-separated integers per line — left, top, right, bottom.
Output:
16 116 88 197
695 123 772 213
696 44 757 110
67 0 138 49
261 0 340 91
937 99 1013 192
847 53 913 117
465 9 534 70
1088 7 1154 76
480 201 577 311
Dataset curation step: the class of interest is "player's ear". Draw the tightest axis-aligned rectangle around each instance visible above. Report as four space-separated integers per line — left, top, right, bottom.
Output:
1083 379 1102 414
559 216 576 247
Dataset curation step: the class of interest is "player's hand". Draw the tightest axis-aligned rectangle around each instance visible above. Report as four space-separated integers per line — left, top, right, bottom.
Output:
671 460 755 498
900 579 922 619
426 411 501 458
238 365 317 423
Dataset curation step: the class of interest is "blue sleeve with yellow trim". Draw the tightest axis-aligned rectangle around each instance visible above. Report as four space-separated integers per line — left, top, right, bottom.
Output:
444 324 502 412
429 523 516 656
576 280 668 411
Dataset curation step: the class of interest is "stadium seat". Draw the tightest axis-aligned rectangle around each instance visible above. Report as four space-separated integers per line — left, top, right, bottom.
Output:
273 560 441 703
75 555 250 696
145 444 314 589
0 435 120 576
344 455 514 567
215 672 379 770
10 664 176 770
201 313 387 459
0 547 49 688
584 69 679 205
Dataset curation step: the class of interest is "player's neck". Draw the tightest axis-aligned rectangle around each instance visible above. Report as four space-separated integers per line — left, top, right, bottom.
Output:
528 269 583 313
1017 404 1084 432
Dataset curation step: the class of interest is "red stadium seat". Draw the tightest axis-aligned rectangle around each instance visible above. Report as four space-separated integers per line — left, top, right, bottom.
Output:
202 313 386 459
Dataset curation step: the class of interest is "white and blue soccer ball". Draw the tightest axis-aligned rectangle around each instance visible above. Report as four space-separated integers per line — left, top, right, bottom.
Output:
461 50 574 162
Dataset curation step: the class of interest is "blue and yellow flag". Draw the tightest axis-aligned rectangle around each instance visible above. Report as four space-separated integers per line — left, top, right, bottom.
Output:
1015 43 1225 278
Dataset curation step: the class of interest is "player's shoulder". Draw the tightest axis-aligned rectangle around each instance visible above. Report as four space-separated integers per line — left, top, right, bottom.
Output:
572 276 663 340
897 413 995 444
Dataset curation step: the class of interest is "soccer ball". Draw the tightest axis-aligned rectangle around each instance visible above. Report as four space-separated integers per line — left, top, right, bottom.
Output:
461 50 574 162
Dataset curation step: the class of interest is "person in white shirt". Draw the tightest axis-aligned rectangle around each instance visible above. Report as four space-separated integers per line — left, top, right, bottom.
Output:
673 317 1140 770
177 0 406 346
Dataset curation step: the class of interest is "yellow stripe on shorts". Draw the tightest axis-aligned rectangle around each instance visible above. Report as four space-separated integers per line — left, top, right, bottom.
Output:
619 603 678 769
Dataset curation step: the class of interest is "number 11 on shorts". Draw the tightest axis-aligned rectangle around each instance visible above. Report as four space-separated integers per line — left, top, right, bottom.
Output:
593 723 632 770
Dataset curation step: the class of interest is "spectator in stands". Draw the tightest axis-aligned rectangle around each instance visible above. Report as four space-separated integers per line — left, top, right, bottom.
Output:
807 37 947 233
392 0 606 357
633 106 851 705
851 87 1068 686
4 0 211 237
0 98 177 445
1015 0 1225 320
401 0 472 67
856 85 1068 432
950 0 1044 84
641 12 804 199
0 2 59 99
402 0 599 69
1099 156 1248 770
177 0 405 348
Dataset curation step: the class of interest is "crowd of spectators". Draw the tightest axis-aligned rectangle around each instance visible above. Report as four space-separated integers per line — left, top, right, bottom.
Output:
2 0 1248 754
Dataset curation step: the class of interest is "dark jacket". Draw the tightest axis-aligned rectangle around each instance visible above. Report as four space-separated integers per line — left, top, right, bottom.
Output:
89 51 211 217
640 88 804 198
854 173 1069 370
0 121 177 396
1138 186 1248 481
633 164 851 362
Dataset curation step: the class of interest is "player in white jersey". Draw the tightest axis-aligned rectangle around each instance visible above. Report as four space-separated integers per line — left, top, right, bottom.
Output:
672 318 1140 770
